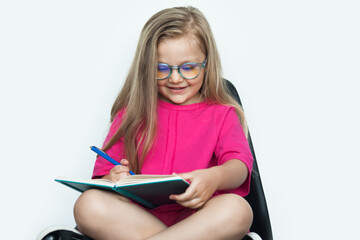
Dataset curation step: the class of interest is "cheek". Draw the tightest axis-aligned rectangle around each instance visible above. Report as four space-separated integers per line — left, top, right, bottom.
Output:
157 81 166 89
157 81 168 96
193 76 204 89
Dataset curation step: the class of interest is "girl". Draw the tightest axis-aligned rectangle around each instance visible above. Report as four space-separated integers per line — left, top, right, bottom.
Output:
74 6 253 240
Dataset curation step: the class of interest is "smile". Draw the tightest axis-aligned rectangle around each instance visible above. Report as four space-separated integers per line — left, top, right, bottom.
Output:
167 86 188 93
169 87 187 90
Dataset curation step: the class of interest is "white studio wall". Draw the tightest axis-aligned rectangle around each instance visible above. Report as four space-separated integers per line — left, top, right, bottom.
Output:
0 1 359 239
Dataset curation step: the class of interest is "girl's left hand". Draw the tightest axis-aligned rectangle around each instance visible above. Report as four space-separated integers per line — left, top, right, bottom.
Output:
169 169 219 209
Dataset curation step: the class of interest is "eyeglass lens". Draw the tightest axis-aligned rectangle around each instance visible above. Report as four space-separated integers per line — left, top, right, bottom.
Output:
157 63 201 80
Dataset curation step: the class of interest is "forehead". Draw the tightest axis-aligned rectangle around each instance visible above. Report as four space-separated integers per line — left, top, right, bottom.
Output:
157 35 205 64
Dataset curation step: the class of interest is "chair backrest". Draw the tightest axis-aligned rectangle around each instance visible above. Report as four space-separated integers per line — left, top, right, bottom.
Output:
225 79 273 240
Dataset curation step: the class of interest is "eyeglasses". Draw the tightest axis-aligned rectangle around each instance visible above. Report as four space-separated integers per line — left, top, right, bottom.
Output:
157 59 207 80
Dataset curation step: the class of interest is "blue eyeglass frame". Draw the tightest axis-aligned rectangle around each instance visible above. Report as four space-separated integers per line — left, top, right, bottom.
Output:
157 59 207 80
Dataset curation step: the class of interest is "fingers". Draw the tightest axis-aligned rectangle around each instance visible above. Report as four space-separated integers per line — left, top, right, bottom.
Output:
170 181 205 209
111 165 130 174
171 183 196 201
120 159 129 166
109 160 130 182
176 172 193 182
170 170 216 209
171 191 206 209
170 172 196 202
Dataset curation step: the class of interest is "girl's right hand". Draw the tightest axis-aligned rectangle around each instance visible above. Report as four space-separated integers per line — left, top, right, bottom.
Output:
107 159 131 182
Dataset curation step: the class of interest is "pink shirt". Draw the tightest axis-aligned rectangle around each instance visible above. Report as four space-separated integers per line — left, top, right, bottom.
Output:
92 100 253 197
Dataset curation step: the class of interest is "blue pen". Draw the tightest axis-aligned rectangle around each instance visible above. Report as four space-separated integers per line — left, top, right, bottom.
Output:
90 146 135 175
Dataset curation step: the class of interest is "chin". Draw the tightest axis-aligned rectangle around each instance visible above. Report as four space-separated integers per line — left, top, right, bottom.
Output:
170 99 187 105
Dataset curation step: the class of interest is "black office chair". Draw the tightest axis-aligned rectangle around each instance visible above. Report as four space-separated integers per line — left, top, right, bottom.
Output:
38 80 272 240
225 79 273 240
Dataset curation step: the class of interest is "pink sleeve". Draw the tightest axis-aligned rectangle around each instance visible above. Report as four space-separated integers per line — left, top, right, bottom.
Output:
214 107 253 197
92 110 126 179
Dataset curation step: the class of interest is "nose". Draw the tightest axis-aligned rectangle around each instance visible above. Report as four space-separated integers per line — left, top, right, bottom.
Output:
169 67 183 84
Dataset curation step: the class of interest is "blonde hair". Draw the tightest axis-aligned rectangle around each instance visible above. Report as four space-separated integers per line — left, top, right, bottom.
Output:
103 6 248 173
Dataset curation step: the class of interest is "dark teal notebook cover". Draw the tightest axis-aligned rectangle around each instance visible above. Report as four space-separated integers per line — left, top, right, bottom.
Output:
56 178 189 209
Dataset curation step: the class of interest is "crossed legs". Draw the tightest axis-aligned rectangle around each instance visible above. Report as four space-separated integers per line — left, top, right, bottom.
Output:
74 189 253 240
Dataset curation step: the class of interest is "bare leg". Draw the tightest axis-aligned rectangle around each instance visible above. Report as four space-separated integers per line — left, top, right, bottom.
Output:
74 189 167 240
146 194 253 240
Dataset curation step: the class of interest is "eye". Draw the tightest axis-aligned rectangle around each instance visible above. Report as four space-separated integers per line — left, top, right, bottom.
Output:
158 64 170 71
181 63 197 71
157 64 171 79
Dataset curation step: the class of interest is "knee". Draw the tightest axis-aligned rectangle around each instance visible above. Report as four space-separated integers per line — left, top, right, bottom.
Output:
73 189 109 226
212 194 253 234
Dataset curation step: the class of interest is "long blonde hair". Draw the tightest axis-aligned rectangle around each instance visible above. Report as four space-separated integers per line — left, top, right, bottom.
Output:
103 6 248 173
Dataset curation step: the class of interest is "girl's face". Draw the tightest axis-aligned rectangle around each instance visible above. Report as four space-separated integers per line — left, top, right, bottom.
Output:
157 35 206 105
